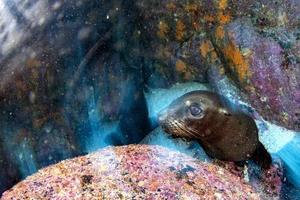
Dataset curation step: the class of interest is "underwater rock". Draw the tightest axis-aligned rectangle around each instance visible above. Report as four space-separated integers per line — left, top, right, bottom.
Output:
232 0 300 28
137 0 300 131
0 0 150 189
1 145 260 200
142 33 209 88
136 0 300 88
136 1 210 88
209 19 300 131
0 0 299 197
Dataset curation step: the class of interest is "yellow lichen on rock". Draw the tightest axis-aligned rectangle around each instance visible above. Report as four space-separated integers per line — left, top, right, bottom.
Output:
175 60 193 80
219 66 225 75
204 15 215 23
278 11 288 26
176 20 186 41
223 41 251 82
175 59 187 72
199 40 219 63
218 0 228 10
215 26 225 39
210 51 218 63
157 21 169 39
218 12 231 25
184 71 192 80
199 40 214 58
185 3 199 13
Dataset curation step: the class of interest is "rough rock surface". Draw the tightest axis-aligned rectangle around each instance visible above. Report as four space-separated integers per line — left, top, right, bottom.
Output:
137 0 300 130
210 19 300 131
1 145 260 200
1 0 300 195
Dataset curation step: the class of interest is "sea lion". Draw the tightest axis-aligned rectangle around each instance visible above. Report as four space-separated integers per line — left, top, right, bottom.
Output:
158 90 272 169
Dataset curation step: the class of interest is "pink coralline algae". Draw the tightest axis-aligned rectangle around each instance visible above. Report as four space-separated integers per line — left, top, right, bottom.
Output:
211 19 300 131
1 145 260 200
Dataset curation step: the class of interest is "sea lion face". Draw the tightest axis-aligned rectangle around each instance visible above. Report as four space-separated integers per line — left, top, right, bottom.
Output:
158 91 227 139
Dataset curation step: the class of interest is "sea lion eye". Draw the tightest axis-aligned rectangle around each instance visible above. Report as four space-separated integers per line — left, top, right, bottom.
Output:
189 103 203 116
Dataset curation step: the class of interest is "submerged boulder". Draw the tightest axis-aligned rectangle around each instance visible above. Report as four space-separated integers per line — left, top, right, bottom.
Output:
210 19 300 131
1 145 260 200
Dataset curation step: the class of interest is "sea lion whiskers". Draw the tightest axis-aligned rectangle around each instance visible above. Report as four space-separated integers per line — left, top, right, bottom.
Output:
169 121 183 136
174 120 198 139
165 120 184 138
177 119 201 138
170 120 188 138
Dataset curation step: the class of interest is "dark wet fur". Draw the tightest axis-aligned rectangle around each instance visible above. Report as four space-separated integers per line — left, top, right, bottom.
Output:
252 142 272 169
158 90 272 169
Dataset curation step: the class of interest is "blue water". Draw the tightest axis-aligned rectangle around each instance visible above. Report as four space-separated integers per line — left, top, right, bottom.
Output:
2 131 37 179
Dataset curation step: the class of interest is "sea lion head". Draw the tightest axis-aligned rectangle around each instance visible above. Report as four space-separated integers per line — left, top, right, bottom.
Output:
157 90 271 166
158 90 231 139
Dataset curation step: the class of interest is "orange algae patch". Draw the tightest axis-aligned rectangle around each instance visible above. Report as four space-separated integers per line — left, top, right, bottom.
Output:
218 13 231 25
215 26 225 39
199 40 215 58
199 40 219 63
149 180 160 191
185 3 199 12
223 41 251 82
218 0 228 10
175 60 193 80
157 21 169 39
210 51 219 63
218 12 231 25
176 20 186 41
204 15 215 22
184 71 192 80
175 59 187 72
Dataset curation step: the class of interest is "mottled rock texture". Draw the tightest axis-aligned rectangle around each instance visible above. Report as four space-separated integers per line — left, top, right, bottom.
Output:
0 0 150 192
1 0 300 195
137 0 300 130
211 19 300 131
1 145 260 200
